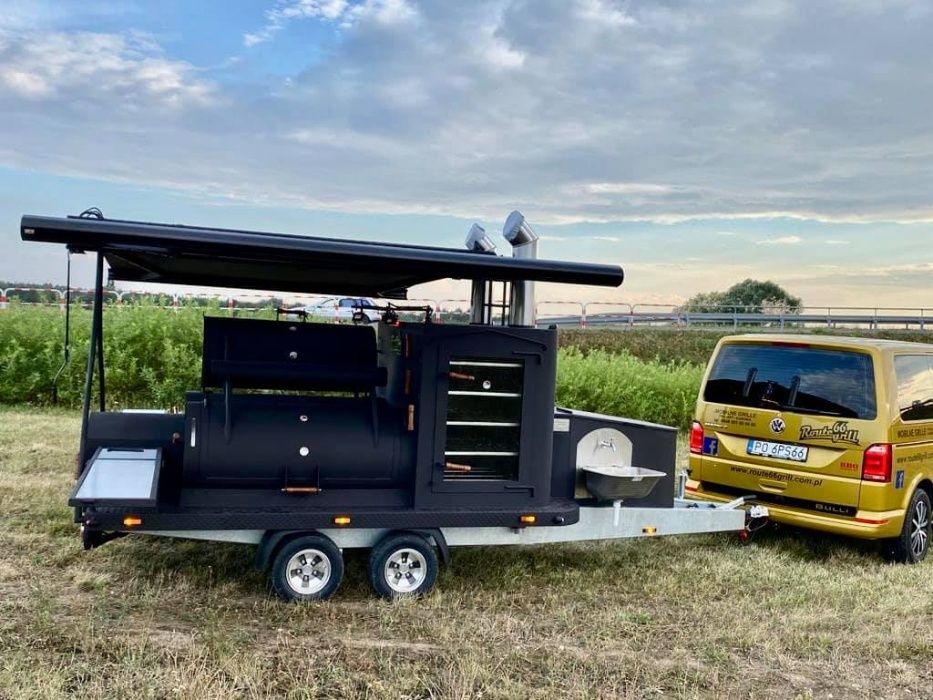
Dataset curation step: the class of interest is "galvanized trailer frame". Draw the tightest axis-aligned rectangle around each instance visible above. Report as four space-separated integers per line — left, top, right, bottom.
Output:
138 497 767 549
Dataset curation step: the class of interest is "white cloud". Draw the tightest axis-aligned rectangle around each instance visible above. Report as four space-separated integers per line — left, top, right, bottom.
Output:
576 0 636 27
244 0 416 46
0 30 215 108
345 0 418 26
583 183 674 195
840 262 933 278
758 235 802 245
2 1 933 227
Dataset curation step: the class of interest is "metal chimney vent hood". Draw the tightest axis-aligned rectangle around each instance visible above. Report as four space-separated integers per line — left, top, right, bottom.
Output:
502 210 539 327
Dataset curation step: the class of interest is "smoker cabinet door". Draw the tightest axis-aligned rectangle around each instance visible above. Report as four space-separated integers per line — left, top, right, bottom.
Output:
422 329 557 507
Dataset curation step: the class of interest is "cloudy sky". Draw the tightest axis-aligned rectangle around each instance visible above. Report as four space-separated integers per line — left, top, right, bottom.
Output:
1 0 932 308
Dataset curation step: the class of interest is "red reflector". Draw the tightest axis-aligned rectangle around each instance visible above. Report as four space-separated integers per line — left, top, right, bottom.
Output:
861 443 892 483
685 484 698 492
689 421 704 454
854 517 889 525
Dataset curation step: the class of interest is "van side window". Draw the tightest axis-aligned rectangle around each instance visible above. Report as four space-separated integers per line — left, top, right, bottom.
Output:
894 355 933 422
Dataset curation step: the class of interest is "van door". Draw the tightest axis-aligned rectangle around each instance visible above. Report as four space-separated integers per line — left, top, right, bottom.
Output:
697 342 877 513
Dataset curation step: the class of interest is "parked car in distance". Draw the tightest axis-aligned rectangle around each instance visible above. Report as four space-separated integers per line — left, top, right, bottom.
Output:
686 334 933 563
287 297 379 323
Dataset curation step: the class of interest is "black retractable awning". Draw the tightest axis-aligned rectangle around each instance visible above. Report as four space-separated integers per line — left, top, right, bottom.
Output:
21 214 624 299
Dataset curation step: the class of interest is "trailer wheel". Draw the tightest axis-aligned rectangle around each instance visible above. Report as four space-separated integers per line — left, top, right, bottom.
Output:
271 534 344 602
369 532 438 599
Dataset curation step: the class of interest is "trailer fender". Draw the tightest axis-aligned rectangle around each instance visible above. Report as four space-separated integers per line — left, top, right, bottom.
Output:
415 528 450 567
254 530 322 572
377 528 451 567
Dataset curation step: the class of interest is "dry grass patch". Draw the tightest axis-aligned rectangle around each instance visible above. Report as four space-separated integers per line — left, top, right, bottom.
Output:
0 407 931 698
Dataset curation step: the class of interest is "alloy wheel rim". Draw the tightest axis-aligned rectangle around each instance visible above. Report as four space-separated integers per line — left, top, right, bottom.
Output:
286 548 331 595
384 548 427 593
909 499 929 559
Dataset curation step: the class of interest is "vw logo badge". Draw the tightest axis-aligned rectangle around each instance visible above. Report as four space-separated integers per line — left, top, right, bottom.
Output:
770 417 786 434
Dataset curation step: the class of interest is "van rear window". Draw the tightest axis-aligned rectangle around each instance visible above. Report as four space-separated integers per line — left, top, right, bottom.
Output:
704 344 876 419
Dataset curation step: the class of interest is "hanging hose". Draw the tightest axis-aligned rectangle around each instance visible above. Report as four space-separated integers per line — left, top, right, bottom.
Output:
77 207 104 219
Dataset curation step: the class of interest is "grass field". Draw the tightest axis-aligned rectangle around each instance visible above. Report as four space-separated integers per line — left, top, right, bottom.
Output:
1 408 931 699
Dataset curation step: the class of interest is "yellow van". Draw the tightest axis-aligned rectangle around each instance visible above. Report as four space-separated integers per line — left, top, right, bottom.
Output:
686 334 932 563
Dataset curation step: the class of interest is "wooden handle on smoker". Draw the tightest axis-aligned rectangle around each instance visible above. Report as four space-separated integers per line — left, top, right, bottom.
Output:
281 486 322 494
448 371 475 381
444 462 472 473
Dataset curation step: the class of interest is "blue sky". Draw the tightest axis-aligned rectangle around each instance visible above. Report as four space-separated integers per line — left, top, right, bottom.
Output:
2 0 932 307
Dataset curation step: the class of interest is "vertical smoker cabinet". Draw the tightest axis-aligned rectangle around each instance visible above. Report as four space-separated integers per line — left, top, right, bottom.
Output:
412 324 558 509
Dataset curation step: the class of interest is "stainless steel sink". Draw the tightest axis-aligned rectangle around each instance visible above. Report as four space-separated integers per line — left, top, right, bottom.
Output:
579 464 666 501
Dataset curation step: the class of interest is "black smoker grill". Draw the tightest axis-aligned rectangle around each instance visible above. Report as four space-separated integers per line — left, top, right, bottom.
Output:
21 210 763 601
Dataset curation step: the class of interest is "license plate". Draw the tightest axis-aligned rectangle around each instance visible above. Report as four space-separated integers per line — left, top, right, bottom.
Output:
746 439 809 462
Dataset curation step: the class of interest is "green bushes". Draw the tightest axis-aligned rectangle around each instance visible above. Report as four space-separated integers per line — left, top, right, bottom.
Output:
0 303 219 409
559 328 724 366
1 305 705 426
559 326 933 365
14 305 930 430
10 302 933 428
556 348 702 429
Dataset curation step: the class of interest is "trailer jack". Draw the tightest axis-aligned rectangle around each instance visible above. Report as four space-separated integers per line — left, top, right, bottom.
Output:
81 524 126 551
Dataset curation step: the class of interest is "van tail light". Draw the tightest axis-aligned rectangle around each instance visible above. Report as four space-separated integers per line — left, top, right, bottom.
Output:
861 443 892 483
689 421 704 454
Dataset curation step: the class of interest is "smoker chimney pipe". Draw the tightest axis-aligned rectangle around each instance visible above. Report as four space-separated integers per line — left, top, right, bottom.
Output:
465 224 497 324
502 210 539 327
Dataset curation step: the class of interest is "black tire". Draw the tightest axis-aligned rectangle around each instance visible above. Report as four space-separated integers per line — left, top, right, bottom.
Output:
886 489 931 564
368 532 438 599
271 534 344 602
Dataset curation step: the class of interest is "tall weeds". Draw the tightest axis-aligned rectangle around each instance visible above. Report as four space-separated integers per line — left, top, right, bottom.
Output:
0 305 820 428
556 347 702 429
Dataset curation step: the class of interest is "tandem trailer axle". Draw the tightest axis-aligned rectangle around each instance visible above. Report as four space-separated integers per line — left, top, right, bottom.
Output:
93 496 769 600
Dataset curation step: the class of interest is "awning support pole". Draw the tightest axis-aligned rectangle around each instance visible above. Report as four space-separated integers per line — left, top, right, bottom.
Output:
96 280 105 411
78 252 104 475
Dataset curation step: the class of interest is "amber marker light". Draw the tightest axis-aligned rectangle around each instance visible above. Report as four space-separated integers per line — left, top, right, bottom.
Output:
519 514 537 525
123 516 143 527
333 516 351 526
642 526 657 535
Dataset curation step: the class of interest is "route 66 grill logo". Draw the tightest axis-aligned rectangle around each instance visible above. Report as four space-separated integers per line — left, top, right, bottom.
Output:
769 417 786 434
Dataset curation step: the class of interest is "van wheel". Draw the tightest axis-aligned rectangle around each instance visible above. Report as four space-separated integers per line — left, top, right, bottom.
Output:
369 532 438 599
886 489 930 564
271 534 344 602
